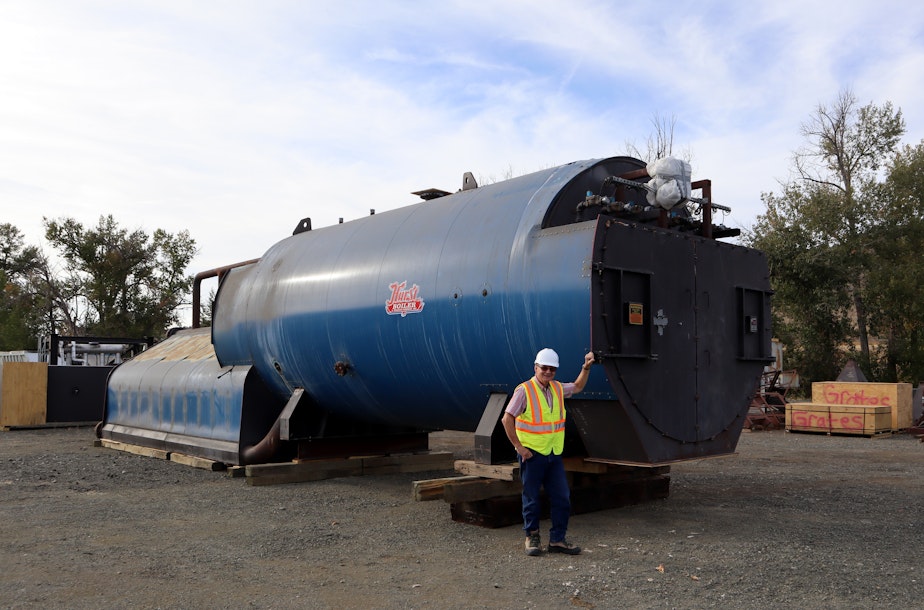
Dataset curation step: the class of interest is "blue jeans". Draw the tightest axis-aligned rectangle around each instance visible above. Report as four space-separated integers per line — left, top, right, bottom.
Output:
519 451 571 543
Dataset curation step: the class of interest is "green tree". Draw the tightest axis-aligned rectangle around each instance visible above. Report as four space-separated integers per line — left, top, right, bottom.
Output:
43 215 197 338
747 186 855 384
745 89 907 384
862 142 924 381
791 89 905 372
0 223 41 278
197 287 216 327
0 224 42 350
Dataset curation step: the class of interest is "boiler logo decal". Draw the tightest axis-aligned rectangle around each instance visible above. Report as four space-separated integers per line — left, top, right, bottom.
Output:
385 280 425 317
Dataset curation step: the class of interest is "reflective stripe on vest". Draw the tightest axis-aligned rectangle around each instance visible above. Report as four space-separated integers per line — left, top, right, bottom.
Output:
515 378 566 454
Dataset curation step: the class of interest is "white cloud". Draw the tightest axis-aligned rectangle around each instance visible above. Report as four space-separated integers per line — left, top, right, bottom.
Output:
2 0 924 325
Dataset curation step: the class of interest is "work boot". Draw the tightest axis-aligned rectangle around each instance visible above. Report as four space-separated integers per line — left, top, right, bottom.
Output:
548 539 581 555
524 532 542 556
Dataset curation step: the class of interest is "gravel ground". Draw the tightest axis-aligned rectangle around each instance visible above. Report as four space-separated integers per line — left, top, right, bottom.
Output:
1 426 922 609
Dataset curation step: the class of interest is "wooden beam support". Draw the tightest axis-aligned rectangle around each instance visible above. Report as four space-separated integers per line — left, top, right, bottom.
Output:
245 451 453 486
412 475 482 501
99 438 169 460
170 452 227 471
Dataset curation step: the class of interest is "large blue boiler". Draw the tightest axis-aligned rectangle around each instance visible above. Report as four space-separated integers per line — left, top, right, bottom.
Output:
101 156 772 466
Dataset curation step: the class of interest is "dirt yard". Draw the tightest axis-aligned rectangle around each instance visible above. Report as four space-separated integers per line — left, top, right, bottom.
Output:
1 426 922 609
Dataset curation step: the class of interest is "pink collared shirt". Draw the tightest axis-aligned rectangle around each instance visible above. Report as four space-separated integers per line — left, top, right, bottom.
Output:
505 377 577 418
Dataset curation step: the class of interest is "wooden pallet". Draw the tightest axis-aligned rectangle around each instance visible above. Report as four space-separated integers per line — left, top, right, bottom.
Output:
785 428 894 439
414 459 672 528
448 474 671 528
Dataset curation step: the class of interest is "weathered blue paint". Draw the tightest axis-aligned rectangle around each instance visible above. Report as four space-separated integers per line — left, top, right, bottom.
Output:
212 160 609 431
103 327 280 463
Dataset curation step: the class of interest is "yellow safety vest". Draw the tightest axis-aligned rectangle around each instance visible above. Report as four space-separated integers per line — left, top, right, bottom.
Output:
515 378 566 455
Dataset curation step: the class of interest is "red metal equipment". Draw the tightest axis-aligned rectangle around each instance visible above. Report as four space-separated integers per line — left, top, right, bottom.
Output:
910 413 924 441
745 370 794 431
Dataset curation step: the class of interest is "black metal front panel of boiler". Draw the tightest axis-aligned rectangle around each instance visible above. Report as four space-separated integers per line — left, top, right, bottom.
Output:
590 219 771 452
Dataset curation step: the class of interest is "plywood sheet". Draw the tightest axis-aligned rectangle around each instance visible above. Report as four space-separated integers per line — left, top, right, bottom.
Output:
811 382 912 430
786 402 892 435
0 362 48 427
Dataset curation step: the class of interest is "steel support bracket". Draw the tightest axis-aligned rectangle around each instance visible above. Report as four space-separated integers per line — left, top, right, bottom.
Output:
473 392 514 465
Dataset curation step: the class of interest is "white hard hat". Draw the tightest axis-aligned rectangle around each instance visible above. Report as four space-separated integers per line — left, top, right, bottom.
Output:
535 348 560 368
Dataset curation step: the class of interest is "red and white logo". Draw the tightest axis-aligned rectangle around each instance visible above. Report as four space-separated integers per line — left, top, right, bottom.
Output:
385 280 425 317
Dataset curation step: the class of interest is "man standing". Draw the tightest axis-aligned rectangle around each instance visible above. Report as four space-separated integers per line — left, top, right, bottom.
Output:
502 348 595 556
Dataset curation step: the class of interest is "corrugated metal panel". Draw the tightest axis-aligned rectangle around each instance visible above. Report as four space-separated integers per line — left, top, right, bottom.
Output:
101 328 278 464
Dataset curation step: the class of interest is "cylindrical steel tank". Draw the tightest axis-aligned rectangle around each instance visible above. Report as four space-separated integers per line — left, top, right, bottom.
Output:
213 160 612 431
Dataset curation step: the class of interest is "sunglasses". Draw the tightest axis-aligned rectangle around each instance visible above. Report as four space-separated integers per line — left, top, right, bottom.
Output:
536 365 557 372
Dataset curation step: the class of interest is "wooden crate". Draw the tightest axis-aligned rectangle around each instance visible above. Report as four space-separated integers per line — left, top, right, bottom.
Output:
811 382 912 431
0 362 48 428
786 402 892 436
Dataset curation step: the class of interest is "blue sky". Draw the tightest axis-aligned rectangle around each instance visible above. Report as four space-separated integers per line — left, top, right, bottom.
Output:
3 1 924 322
